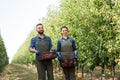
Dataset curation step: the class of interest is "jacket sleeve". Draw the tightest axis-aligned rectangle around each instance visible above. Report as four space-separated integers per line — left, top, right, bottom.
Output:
57 39 61 52
72 39 77 51
29 37 36 49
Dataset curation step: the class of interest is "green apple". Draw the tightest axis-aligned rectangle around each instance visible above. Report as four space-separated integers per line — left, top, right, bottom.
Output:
118 62 120 66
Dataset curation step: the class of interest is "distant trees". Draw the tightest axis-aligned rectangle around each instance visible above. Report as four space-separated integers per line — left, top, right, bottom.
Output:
0 34 9 73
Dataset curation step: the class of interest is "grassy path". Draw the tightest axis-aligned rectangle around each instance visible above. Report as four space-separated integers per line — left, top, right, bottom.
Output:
0 64 120 80
0 64 37 80
0 64 64 80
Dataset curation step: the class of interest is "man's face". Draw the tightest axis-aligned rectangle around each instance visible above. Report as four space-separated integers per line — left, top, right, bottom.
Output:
36 25 44 34
61 28 68 36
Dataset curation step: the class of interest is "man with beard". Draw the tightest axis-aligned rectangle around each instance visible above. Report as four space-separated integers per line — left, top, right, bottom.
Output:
29 23 55 80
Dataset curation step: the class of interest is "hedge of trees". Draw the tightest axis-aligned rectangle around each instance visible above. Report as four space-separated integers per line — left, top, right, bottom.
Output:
12 0 120 75
0 34 9 73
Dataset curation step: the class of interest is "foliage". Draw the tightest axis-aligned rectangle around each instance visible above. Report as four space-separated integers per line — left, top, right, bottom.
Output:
43 0 120 71
0 35 9 73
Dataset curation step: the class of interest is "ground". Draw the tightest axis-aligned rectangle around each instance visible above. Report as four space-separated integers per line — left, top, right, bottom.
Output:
0 64 120 80
0 64 37 80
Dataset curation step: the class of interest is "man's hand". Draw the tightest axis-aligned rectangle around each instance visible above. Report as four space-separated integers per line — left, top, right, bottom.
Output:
35 50 39 55
57 52 62 60
74 50 78 59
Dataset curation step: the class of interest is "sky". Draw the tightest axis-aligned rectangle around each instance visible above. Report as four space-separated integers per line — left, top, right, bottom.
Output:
0 0 60 63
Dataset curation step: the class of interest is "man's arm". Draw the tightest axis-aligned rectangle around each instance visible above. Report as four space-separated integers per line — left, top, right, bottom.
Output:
72 39 78 59
29 38 36 53
29 48 36 53
57 39 62 60
57 39 61 52
72 39 77 51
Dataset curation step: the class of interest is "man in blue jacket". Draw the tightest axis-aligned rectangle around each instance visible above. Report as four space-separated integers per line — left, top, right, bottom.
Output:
29 23 55 80
57 26 78 80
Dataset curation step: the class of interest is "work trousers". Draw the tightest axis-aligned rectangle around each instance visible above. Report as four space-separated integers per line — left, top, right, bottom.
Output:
36 60 54 80
62 66 76 80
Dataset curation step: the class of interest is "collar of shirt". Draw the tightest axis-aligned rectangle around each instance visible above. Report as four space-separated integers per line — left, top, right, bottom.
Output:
37 35 46 39
62 36 70 40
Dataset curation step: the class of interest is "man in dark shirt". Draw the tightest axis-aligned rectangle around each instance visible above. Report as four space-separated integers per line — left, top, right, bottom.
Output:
29 23 54 80
57 26 78 80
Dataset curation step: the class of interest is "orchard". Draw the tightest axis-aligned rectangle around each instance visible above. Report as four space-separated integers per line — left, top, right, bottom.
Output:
11 0 120 79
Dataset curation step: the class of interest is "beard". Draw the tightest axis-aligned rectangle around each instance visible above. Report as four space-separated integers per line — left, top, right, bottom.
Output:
38 30 44 34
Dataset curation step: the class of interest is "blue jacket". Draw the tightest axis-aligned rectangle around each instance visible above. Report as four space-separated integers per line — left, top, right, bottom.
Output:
30 35 52 52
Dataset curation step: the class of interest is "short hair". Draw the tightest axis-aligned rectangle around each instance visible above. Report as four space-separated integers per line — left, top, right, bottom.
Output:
61 26 68 31
36 23 43 27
